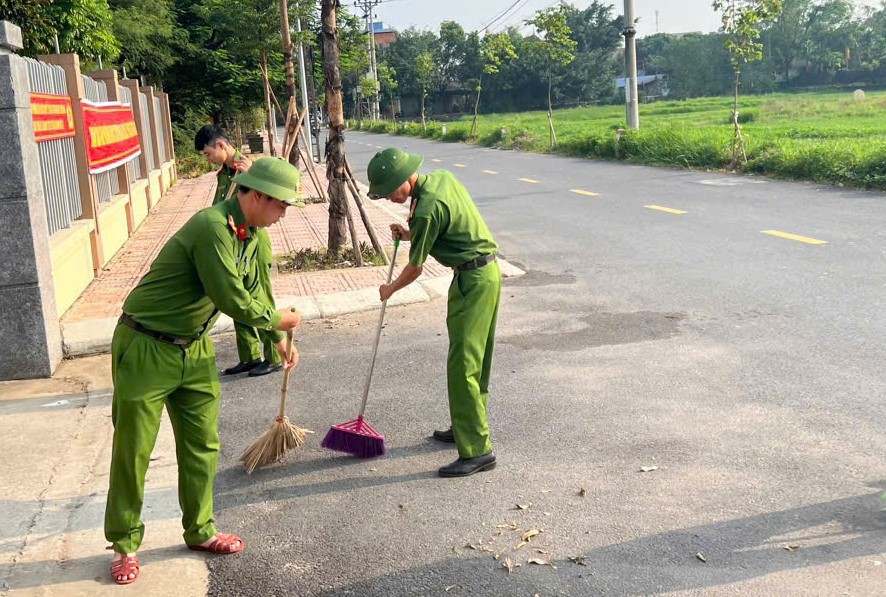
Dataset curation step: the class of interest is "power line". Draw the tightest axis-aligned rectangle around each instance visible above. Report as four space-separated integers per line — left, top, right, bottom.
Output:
480 0 531 32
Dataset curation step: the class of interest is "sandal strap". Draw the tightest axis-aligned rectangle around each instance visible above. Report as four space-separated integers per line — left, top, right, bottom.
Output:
206 533 242 552
111 555 139 572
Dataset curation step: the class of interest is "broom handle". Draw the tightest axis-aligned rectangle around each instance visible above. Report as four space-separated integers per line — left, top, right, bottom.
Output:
278 328 294 418
358 240 400 417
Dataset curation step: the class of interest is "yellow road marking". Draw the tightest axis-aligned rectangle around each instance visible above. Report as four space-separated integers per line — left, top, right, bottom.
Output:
570 189 599 197
761 230 828 245
454 163 467 168
431 158 443 163
518 178 540 184
645 205 686 215
483 170 499 174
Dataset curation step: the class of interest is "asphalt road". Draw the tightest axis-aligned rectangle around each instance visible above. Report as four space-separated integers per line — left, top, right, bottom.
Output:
207 134 886 596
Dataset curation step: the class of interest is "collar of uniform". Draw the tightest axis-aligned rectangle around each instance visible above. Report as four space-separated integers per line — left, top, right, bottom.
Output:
217 149 241 177
225 196 254 239
413 174 428 198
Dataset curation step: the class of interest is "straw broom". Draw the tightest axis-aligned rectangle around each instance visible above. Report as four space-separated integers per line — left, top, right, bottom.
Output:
241 327 309 474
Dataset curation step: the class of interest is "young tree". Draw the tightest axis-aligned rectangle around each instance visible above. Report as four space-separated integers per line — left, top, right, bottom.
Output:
376 61 398 119
712 0 783 168
525 5 577 148
470 32 517 138
415 50 438 129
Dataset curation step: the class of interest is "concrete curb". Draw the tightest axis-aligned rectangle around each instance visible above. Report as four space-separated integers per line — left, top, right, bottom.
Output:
61 261 524 358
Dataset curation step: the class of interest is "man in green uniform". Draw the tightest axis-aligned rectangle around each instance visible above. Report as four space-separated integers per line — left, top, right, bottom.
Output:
367 148 501 478
195 125 281 377
105 157 303 584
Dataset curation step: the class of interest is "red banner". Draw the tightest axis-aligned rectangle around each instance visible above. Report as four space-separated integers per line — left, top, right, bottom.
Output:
81 100 141 174
29 93 76 142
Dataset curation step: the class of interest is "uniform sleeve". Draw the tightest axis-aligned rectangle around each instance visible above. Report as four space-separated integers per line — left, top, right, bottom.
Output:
408 215 439 268
192 222 283 333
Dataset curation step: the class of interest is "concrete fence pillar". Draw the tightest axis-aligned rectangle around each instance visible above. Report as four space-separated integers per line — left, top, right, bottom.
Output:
142 86 162 169
40 52 104 271
158 91 175 163
0 21 63 380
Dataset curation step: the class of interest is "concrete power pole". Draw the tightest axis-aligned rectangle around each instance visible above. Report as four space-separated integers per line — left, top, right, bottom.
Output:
294 11 315 161
622 0 640 130
355 0 381 120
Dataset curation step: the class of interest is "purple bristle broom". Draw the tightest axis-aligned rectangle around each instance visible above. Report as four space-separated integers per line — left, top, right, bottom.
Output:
322 240 401 457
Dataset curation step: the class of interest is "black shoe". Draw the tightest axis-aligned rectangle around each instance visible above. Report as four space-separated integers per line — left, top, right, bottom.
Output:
223 359 262 375
438 452 496 478
248 361 283 377
432 428 455 443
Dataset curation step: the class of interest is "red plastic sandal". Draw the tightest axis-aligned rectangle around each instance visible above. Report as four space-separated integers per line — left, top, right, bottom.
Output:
110 555 140 585
188 533 245 555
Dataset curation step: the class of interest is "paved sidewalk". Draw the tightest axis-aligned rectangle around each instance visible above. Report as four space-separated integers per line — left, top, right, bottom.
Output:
60 156 523 356
0 358 209 597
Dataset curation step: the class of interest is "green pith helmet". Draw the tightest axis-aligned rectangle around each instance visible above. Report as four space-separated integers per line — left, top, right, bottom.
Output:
233 157 305 207
367 148 423 198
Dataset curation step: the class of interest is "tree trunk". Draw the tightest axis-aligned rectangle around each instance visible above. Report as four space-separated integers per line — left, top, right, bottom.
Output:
421 89 427 130
322 0 348 253
547 65 556 148
731 68 747 169
470 73 482 138
279 0 299 167
261 51 276 157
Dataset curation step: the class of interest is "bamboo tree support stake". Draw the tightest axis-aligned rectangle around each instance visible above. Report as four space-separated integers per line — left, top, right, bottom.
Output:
343 157 390 265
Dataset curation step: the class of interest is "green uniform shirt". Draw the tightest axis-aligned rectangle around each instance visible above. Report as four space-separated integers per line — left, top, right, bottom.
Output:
122 198 284 342
408 171 498 269
213 150 241 205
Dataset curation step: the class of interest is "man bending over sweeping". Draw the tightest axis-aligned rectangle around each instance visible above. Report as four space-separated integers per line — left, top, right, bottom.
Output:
195 125 283 378
367 148 501 478
105 158 303 585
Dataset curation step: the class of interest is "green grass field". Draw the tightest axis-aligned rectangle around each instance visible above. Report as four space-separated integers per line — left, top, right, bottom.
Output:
357 91 886 190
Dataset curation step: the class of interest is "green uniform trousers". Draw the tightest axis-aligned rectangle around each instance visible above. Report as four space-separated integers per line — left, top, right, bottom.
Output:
104 323 221 554
446 262 501 459
235 229 280 364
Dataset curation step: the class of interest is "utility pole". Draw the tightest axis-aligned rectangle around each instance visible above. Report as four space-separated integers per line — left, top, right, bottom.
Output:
354 0 381 120
622 0 640 130
294 11 315 162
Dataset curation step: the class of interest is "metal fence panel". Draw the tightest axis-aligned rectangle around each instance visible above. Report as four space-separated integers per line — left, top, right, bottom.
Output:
153 96 168 163
23 57 82 236
81 75 119 203
139 93 156 171
118 85 142 182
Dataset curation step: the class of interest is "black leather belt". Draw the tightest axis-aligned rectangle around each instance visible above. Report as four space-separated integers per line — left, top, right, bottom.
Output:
455 254 496 272
119 313 196 347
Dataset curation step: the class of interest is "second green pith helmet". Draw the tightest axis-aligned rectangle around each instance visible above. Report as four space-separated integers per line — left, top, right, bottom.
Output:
233 157 305 207
367 148 423 198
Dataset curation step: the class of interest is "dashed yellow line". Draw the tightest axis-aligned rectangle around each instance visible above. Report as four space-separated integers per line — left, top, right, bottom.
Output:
761 230 828 245
645 205 686 215
518 178 540 184
454 163 467 168
483 170 499 175
570 189 599 197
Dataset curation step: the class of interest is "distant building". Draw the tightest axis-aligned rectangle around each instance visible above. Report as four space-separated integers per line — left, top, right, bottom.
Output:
370 22 397 48
616 74 669 101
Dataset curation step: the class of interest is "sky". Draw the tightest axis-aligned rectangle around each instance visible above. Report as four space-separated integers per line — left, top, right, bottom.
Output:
370 0 882 38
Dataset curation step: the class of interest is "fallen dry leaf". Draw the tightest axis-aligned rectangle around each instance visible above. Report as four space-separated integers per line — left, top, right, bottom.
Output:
503 557 515 574
541 489 552 494
639 466 658 473
528 558 555 567
444 586 456 592
696 552 707 563
494 552 502 560
569 555 587 566
515 541 529 549
496 522 519 529
515 503 532 511
783 544 800 552
536 549 549 554
522 528 541 542
578 487 588 497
